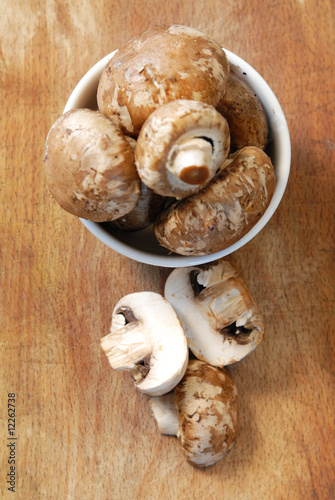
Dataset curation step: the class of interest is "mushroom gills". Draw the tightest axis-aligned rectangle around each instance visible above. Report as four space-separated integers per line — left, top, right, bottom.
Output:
189 270 206 295
220 321 253 345
131 355 151 383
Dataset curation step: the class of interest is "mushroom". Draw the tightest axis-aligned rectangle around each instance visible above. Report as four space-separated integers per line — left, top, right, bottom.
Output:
102 182 166 231
135 99 230 198
102 133 166 230
150 359 238 467
43 108 141 222
153 146 275 255
100 292 188 396
216 68 268 151
97 25 230 136
164 260 264 366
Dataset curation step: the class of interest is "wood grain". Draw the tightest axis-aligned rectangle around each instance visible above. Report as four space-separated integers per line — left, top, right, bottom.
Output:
1 0 334 499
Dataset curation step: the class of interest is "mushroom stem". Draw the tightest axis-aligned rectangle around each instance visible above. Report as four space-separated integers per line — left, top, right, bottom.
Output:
168 137 213 185
100 324 152 370
150 392 179 436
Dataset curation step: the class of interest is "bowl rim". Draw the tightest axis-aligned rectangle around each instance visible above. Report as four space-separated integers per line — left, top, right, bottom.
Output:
64 48 291 268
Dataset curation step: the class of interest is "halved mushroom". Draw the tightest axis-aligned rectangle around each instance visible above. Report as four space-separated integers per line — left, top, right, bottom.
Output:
100 292 188 396
43 109 141 222
216 68 268 151
150 359 238 467
153 146 275 255
164 260 264 366
135 99 230 198
97 25 229 136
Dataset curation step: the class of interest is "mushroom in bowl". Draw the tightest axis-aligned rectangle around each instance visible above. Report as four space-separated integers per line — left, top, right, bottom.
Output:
154 146 275 256
216 68 269 151
97 25 230 137
59 27 291 267
43 108 141 222
135 99 230 198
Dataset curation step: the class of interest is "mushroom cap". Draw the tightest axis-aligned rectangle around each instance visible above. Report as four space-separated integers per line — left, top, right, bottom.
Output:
164 260 264 366
154 146 275 255
97 25 230 136
217 68 268 151
103 182 166 231
101 292 189 396
175 359 238 467
135 99 230 198
43 109 141 222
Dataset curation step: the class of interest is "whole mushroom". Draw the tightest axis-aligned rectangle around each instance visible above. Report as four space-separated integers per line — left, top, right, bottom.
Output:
135 99 230 198
216 67 268 151
97 25 230 136
100 292 188 396
103 182 166 231
164 260 264 366
150 359 238 467
43 109 140 222
154 146 275 255
103 134 166 230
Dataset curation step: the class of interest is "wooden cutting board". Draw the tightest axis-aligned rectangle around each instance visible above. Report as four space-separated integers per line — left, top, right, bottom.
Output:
1 0 334 498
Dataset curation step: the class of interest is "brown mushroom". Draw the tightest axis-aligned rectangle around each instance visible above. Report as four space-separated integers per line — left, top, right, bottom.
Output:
164 260 264 366
97 25 230 136
153 146 275 255
43 109 141 222
150 359 238 467
103 182 166 231
135 99 230 198
217 68 268 151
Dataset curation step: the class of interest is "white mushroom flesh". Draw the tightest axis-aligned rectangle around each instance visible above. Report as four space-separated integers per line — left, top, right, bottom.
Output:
149 392 179 436
164 261 264 366
166 137 213 187
101 292 189 396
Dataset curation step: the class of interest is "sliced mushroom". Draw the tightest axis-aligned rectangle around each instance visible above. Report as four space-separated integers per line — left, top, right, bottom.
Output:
100 292 188 396
43 109 140 222
97 25 229 136
150 359 238 467
154 146 275 255
216 68 268 151
164 260 264 366
135 99 230 198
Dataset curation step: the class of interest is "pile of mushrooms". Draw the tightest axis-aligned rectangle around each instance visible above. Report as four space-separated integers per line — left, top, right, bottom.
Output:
43 24 275 255
100 259 264 467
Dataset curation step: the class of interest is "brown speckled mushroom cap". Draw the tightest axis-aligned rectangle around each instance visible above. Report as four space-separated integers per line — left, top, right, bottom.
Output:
154 146 275 255
97 25 230 136
103 182 166 231
217 69 268 151
43 109 141 222
135 99 230 198
175 359 238 467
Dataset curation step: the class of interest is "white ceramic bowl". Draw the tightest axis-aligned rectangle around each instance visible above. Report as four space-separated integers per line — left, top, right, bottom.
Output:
64 49 291 267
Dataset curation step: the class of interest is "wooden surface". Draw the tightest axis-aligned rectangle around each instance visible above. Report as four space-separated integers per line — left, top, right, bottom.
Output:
1 1 334 499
